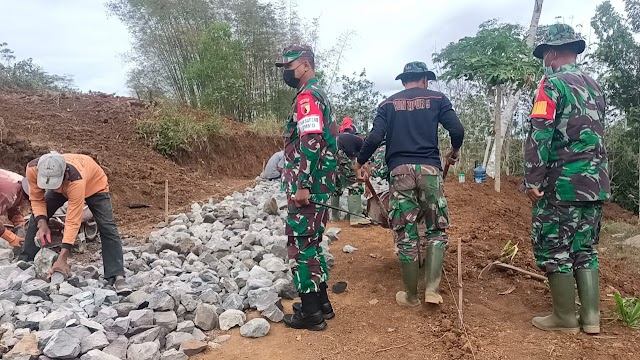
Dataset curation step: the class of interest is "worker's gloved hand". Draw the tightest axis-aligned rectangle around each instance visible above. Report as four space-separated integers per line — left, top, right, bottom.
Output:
36 220 52 248
445 148 460 165
0 229 24 248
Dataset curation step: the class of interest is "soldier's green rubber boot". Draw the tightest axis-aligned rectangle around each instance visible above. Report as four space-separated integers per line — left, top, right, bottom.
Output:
347 194 371 226
575 269 600 334
330 195 340 221
424 245 445 304
396 261 421 307
532 272 580 334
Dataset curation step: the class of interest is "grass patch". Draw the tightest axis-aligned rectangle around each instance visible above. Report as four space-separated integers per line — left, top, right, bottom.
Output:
614 293 640 329
251 115 284 136
137 104 221 158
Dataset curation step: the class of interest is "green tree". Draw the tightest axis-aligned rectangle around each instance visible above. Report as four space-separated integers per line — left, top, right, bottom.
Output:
186 23 246 117
0 42 76 92
433 20 540 191
334 69 383 132
591 0 640 214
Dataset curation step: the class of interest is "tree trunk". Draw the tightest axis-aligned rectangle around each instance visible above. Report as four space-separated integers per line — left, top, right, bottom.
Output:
637 141 639 222
487 0 544 177
495 85 503 193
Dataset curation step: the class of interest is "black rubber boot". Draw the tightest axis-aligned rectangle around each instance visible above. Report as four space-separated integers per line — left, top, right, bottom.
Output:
292 283 335 319
575 269 600 334
284 292 327 331
532 272 580 334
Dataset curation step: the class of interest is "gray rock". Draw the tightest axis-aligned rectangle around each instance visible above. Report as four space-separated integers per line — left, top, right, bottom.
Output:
107 317 130 335
246 278 273 290
239 318 270 338
623 235 640 247
80 349 121 360
58 282 81 297
180 339 208 356
221 294 244 311
160 349 188 360
261 303 284 322
81 331 109 354
164 332 194 350
0 248 14 261
102 335 128 359
199 289 221 305
218 309 246 331
273 278 297 300
248 288 279 311
263 197 279 216
212 334 231 344
129 310 154 328
112 303 137 318
180 295 197 312
0 291 23 304
94 307 118 324
248 266 275 281
125 290 149 308
43 328 82 359
343 245 358 253
194 304 218 331
148 292 175 311
127 342 160 360
191 328 207 341
33 249 57 279
49 272 65 285
326 227 341 242
39 309 75 330
153 311 178 332
34 330 58 350
79 317 105 333
128 327 162 345
176 321 194 333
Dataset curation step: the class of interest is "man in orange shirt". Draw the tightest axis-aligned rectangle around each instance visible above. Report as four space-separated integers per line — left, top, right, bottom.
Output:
0 169 28 249
20 151 131 294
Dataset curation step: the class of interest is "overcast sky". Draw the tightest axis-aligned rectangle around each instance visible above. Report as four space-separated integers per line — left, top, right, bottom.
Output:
0 0 626 96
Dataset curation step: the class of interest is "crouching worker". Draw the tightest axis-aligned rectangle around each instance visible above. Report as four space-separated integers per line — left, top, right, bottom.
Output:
20 151 132 294
0 169 29 249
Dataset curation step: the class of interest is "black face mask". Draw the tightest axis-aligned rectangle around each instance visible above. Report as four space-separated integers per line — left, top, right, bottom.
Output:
283 69 300 88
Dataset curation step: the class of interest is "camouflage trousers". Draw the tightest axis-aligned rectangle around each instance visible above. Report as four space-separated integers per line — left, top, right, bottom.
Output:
532 197 602 274
285 193 330 293
389 164 450 262
333 151 364 196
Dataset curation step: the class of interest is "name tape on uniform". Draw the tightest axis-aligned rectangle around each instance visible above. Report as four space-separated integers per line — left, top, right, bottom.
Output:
297 115 322 135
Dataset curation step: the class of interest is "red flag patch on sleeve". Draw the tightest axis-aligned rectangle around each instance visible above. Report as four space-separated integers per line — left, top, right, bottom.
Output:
530 76 556 121
296 92 323 136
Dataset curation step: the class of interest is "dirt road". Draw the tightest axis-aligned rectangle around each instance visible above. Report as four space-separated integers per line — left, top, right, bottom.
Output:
194 179 640 360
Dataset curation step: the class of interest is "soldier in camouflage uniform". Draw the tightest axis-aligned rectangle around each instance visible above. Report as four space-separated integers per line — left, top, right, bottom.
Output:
525 24 610 335
356 62 464 307
331 132 370 225
276 45 338 331
370 143 388 179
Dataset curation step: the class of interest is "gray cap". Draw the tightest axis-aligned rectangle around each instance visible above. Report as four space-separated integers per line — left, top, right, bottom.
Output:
37 151 66 190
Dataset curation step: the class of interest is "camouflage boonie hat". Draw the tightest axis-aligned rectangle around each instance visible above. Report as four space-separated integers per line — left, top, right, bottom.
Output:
533 23 586 59
395 61 436 81
275 45 314 67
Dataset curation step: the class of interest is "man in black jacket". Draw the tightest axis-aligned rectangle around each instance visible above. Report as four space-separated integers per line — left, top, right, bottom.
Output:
356 61 464 307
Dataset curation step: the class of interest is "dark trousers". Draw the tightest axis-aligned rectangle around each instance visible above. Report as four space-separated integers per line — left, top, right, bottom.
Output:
22 191 125 279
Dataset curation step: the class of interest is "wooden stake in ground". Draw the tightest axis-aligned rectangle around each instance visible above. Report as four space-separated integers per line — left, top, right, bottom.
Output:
457 237 463 326
165 180 169 224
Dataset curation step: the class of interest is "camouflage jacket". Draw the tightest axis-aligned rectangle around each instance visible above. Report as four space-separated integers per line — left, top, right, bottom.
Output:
524 63 610 202
282 78 338 194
